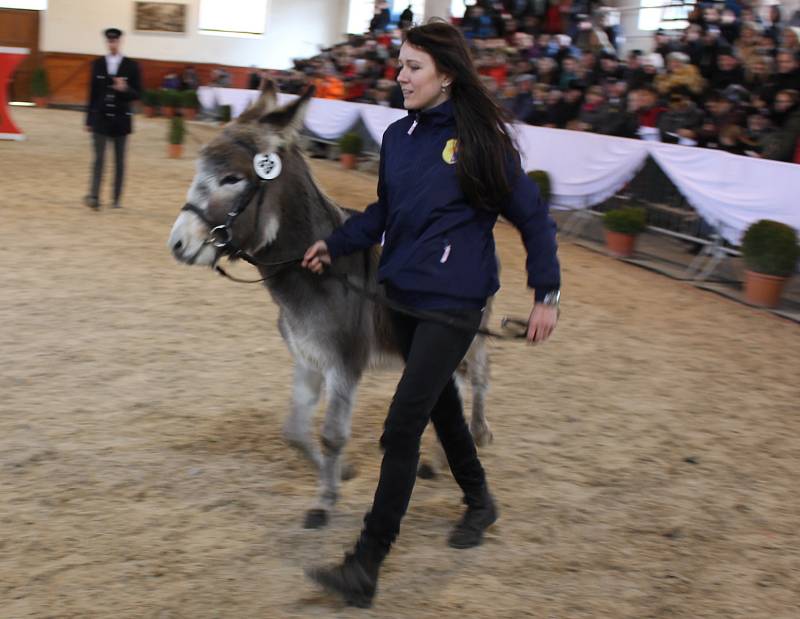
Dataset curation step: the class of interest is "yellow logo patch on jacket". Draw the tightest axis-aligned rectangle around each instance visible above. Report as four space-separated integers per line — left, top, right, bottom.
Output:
442 138 458 164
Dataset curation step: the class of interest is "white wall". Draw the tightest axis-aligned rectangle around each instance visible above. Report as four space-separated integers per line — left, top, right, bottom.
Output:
41 0 350 69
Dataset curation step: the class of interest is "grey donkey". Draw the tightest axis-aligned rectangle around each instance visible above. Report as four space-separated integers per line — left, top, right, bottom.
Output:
168 85 492 528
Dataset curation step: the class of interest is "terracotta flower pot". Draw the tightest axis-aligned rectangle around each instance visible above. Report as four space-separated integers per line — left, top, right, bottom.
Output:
182 107 197 121
604 229 637 258
163 107 175 118
33 96 48 108
743 270 788 308
168 143 183 159
144 105 156 118
340 153 357 170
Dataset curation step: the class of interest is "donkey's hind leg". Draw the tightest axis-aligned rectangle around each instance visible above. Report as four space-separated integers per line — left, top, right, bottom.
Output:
283 361 324 470
466 336 492 447
304 369 358 529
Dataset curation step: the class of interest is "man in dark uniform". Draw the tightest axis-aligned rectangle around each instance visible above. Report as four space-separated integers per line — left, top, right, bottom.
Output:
84 28 141 209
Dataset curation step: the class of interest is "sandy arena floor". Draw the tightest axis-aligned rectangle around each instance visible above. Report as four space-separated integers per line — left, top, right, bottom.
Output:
1 108 799 618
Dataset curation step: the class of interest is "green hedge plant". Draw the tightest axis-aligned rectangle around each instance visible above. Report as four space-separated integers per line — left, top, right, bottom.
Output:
142 89 159 107
526 170 551 204
168 116 185 145
741 219 800 277
338 132 363 155
603 207 647 235
181 90 199 109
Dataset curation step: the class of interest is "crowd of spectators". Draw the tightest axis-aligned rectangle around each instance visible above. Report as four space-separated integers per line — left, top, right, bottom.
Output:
263 0 800 164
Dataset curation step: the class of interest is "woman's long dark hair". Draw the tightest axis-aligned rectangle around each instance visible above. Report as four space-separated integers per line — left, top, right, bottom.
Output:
405 20 518 212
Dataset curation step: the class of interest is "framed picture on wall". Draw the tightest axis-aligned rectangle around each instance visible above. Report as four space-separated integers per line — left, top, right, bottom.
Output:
134 2 187 34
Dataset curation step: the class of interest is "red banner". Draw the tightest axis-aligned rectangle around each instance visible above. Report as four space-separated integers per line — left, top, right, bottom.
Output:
0 47 30 140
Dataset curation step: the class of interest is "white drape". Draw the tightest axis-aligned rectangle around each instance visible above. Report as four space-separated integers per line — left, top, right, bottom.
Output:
197 87 800 242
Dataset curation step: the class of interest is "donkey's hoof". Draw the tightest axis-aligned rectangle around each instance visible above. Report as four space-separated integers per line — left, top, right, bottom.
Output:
304 509 329 529
417 462 437 480
341 462 358 481
472 427 494 448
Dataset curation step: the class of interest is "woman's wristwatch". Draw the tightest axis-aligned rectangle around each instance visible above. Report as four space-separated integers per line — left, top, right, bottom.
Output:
540 290 561 308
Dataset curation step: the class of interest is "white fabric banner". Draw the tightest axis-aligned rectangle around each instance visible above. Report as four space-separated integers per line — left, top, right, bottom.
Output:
197 87 800 242
648 142 800 243
513 124 651 210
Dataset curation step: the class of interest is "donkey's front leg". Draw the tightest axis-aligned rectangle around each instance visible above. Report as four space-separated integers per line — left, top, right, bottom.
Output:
303 371 358 529
282 362 324 470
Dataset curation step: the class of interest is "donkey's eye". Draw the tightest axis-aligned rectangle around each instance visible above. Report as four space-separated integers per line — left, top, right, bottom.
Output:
220 175 242 186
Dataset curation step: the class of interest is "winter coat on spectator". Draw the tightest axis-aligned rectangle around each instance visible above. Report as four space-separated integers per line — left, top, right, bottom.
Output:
551 98 582 128
657 102 704 143
769 69 800 99
655 64 706 97
578 101 606 131
763 103 800 161
625 67 653 91
711 65 745 90
637 105 667 128
598 99 639 137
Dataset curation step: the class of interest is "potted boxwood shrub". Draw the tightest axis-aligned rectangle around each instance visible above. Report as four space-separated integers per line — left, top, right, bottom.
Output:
31 67 49 107
160 89 180 118
740 219 800 307
527 170 551 205
602 206 647 257
218 104 232 124
142 89 159 117
338 132 362 170
168 115 185 158
181 90 199 121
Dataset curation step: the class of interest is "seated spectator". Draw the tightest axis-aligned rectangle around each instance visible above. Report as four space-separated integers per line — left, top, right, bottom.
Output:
597 51 625 83
763 88 800 161
698 90 746 149
744 55 774 94
535 56 558 86
527 83 552 126
210 68 231 87
632 85 666 130
770 50 800 98
314 65 346 99
711 48 745 90
740 110 775 157
161 72 180 90
624 50 651 91
558 55 579 90
551 81 584 128
601 80 638 137
655 52 706 98
369 1 391 33
181 65 199 91
653 28 676 64
505 73 535 122
658 86 704 144
575 85 606 132
247 66 261 90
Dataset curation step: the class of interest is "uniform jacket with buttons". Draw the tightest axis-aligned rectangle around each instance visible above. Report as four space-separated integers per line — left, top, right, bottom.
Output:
86 56 142 136
325 99 560 308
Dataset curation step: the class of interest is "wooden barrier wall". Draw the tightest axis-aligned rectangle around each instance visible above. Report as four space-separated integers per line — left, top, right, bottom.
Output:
41 52 259 105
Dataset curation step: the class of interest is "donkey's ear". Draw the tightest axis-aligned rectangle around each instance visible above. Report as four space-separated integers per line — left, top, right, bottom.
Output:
258 85 315 144
237 79 279 123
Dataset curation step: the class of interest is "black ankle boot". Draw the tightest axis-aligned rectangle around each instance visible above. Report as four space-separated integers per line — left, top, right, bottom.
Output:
306 535 387 608
448 488 498 549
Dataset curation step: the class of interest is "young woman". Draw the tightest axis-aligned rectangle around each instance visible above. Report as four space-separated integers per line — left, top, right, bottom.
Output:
302 21 560 608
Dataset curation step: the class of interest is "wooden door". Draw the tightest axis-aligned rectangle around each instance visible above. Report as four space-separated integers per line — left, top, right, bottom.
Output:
0 9 40 101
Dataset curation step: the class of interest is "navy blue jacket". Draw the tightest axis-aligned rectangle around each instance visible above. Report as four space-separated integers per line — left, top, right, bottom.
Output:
325 99 560 309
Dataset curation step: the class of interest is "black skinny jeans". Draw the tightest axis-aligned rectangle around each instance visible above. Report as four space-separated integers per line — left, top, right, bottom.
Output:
363 308 488 549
